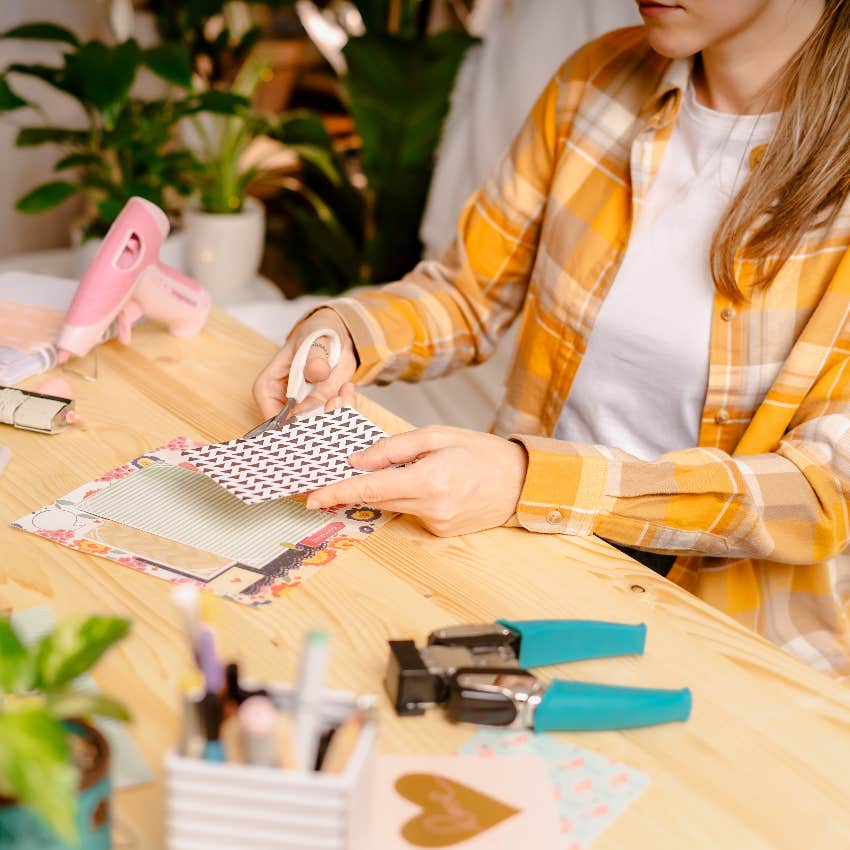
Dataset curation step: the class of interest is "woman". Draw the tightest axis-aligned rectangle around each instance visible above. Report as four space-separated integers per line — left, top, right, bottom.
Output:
253 0 850 677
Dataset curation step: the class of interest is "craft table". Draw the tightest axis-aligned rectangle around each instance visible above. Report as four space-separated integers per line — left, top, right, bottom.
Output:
2 309 850 850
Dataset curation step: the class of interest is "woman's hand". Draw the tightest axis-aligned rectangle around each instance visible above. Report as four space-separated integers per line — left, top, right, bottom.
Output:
252 308 358 418
306 425 529 536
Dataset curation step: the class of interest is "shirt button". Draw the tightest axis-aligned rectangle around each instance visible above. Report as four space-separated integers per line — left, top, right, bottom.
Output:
546 509 563 525
715 409 730 425
721 306 735 321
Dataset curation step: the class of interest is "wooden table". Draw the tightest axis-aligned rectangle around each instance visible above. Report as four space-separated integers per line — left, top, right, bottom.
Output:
2 310 850 850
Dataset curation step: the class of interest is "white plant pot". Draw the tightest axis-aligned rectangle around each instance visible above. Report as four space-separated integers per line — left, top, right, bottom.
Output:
184 198 265 305
72 227 187 280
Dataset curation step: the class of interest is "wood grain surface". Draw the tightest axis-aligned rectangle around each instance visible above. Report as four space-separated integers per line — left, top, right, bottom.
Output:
2 309 849 850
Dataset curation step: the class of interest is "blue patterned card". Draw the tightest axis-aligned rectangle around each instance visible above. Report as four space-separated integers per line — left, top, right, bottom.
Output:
459 729 650 850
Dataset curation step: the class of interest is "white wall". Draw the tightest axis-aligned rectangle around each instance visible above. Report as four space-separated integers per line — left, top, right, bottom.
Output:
0 1 105 258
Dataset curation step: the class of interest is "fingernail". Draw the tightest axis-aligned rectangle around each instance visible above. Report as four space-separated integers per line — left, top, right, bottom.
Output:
306 498 319 509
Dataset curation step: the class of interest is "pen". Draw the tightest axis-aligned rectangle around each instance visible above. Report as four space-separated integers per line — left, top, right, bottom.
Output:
219 714 243 763
238 696 278 767
293 630 330 771
201 692 225 762
320 711 363 774
172 585 200 659
179 669 206 759
226 662 268 707
197 624 225 695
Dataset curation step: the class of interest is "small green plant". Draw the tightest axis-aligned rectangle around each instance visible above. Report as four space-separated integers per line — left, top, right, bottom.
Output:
0 615 130 844
0 23 253 239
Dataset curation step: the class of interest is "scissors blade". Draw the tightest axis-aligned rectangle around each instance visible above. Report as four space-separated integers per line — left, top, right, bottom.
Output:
243 397 297 439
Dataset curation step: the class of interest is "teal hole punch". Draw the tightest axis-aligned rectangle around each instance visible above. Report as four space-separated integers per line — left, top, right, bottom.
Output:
385 619 691 732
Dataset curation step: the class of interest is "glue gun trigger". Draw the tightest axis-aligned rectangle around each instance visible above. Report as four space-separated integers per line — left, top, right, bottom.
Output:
117 300 144 345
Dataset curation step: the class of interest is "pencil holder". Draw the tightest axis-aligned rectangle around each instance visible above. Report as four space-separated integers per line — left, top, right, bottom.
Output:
166 687 377 850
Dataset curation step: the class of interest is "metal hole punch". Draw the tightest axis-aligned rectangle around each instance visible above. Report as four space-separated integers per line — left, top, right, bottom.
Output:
386 618 692 732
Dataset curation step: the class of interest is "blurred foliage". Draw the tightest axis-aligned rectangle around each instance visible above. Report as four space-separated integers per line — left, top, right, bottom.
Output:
0 615 129 845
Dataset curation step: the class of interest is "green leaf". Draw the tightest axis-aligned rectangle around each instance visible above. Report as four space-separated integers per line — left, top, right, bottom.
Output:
46 692 130 722
288 144 341 185
15 181 79 213
0 620 32 693
15 126 88 147
33 616 129 690
144 43 193 88
65 39 140 113
0 75 27 112
0 707 77 844
342 30 476 279
181 89 251 116
1 22 79 45
6 62 71 96
54 152 101 171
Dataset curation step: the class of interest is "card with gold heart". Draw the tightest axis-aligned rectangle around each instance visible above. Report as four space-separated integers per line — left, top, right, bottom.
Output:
370 755 560 849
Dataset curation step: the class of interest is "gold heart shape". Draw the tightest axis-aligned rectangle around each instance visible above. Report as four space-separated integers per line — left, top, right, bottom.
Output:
395 772 520 847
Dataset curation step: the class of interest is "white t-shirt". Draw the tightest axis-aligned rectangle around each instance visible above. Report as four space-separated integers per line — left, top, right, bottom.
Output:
553 83 777 459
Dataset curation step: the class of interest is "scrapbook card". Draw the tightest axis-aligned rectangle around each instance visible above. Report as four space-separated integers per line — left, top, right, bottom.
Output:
459 729 651 849
182 407 387 504
370 755 561 849
12 438 392 605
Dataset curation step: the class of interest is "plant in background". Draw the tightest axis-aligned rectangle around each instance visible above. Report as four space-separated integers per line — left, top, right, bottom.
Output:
0 23 204 239
298 0 477 282
0 615 130 844
141 0 290 87
0 22 249 241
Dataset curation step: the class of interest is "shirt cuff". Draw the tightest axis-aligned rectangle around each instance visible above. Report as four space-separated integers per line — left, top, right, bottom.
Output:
294 297 392 385
510 435 610 534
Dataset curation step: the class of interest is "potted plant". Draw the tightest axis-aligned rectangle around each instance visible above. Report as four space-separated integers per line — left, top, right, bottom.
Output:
0 614 130 850
0 23 199 274
295 0 477 282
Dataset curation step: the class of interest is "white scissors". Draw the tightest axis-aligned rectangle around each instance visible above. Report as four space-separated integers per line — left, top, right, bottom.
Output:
244 328 342 438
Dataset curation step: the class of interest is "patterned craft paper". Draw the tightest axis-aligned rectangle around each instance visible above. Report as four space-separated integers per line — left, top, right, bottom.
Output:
79 463 343 567
12 437 392 605
459 730 651 850
183 407 386 504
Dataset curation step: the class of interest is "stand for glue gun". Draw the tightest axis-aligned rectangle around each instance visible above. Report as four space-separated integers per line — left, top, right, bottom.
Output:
56 197 212 376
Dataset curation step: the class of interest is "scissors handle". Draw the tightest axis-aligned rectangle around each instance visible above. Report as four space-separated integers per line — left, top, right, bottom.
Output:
286 328 343 403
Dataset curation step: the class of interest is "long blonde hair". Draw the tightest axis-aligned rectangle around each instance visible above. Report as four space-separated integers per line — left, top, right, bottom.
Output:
712 0 850 299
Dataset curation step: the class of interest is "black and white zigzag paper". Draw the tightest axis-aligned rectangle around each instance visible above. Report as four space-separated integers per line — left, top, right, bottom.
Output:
182 407 386 504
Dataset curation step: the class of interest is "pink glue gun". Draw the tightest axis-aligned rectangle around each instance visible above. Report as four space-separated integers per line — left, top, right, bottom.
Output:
57 197 211 361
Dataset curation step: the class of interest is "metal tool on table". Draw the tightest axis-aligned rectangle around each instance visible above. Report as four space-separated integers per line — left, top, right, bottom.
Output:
243 328 343 438
386 619 692 732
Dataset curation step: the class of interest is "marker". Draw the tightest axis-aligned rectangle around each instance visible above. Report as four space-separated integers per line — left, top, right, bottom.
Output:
293 630 330 771
172 585 200 658
274 710 297 770
238 696 278 767
320 711 363 774
197 624 225 695
201 692 225 762
219 714 243 763
226 662 268 708
179 669 206 759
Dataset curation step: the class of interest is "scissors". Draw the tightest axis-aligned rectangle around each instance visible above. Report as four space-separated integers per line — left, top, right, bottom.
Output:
244 328 342 438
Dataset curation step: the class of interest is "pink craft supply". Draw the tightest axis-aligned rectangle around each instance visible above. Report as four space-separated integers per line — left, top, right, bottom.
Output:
57 197 211 360
35 376 73 398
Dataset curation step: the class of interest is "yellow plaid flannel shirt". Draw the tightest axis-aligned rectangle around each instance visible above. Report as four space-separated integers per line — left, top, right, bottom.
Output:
323 27 850 678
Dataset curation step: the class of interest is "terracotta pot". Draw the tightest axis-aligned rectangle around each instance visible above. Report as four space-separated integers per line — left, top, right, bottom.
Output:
0 721 112 850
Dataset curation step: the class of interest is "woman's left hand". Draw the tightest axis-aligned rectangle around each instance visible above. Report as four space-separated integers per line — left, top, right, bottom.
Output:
306 423 529 536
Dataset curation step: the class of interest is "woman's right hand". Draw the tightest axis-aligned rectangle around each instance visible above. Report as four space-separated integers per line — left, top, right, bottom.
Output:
252 307 359 419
